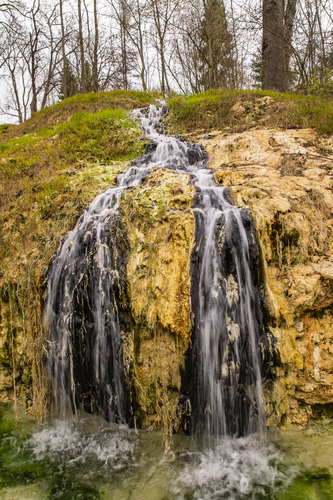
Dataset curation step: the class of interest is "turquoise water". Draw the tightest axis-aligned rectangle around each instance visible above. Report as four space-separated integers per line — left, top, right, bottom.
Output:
0 404 332 499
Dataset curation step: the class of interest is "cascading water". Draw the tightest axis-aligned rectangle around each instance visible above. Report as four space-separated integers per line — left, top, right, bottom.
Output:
44 105 168 422
45 102 270 435
183 177 269 436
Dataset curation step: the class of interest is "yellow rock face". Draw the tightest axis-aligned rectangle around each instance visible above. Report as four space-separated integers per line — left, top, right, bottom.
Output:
119 169 195 433
200 127 333 428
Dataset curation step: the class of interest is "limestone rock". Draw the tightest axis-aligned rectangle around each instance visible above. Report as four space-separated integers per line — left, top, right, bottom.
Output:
200 127 333 428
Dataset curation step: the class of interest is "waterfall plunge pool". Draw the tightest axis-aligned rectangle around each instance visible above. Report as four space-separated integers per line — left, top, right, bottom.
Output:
1 403 333 499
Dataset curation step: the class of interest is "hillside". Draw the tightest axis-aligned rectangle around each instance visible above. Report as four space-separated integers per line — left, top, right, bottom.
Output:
1 89 333 432
0 90 159 415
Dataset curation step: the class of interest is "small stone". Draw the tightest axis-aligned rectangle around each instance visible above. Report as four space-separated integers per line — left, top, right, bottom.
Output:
231 102 245 114
295 321 304 333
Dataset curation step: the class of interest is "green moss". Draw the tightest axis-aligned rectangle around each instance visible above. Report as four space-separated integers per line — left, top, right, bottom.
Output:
167 89 333 136
0 90 157 412
0 90 160 141
276 468 333 500
0 404 102 497
308 420 333 436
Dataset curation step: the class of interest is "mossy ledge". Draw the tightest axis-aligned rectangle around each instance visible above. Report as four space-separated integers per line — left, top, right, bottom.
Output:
167 89 333 136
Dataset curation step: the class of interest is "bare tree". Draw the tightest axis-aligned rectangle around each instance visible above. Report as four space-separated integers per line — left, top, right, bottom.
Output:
0 1 23 17
59 0 68 99
40 4 63 108
130 0 148 90
0 22 31 122
26 0 41 114
283 0 298 81
93 0 99 91
77 0 87 92
106 0 139 90
147 0 179 94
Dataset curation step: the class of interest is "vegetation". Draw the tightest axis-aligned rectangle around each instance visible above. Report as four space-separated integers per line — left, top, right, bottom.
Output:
2 1 333 122
0 90 158 416
167 89 333 136
0 90 160 139
277 468 333 500
0 85 333 422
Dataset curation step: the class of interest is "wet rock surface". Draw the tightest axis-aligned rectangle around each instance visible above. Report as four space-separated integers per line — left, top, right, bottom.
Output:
41 104 270 437
2 99 333 434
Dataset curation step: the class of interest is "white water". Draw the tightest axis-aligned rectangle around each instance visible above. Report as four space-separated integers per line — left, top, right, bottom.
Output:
136 104 268 436
5 402 332 499
26 413 293 500
4 106 330 496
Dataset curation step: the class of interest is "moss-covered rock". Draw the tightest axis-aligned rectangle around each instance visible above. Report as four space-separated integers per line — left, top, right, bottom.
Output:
2 88 333 435
0 91 158 416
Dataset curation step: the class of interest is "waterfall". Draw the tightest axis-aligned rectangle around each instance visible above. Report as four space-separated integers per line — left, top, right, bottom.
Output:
183 179 268 436
44 102 269 435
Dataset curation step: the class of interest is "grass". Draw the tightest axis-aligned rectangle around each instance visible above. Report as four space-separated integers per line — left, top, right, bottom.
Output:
0 89 161 140
0 107 143 287
0 98 155 279
2 86 333 418
167 88 333 136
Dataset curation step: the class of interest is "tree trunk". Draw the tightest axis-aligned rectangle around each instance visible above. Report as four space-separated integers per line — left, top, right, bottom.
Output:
136 0 147 91
60 0 67 99
30 33 38 114
283 0 297 82
208 35 213 89
10 67 23 123
120 4 128 91
262 0 286 91
93 0 98 92
78 0 87 93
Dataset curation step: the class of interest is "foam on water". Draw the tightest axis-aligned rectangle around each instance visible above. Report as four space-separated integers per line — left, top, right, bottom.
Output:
172 435 294 500
31 419 134 470
2 404 314 499
29 420 294 498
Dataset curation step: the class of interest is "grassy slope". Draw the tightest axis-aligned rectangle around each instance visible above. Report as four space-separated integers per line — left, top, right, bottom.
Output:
0 90 160 285
0 90 160 413
167 89 333 136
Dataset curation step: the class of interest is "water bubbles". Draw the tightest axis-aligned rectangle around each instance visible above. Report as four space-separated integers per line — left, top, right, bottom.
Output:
31 417 135 470
173 435 292 500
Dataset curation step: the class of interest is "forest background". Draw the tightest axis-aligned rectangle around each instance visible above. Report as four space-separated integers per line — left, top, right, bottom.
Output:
0 0 333 124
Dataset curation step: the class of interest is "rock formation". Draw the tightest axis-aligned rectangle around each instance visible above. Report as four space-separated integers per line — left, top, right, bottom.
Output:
1 97 333 432
200 127 333 427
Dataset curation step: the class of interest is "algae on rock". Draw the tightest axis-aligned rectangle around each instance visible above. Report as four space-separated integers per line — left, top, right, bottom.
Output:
0 92 156 415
